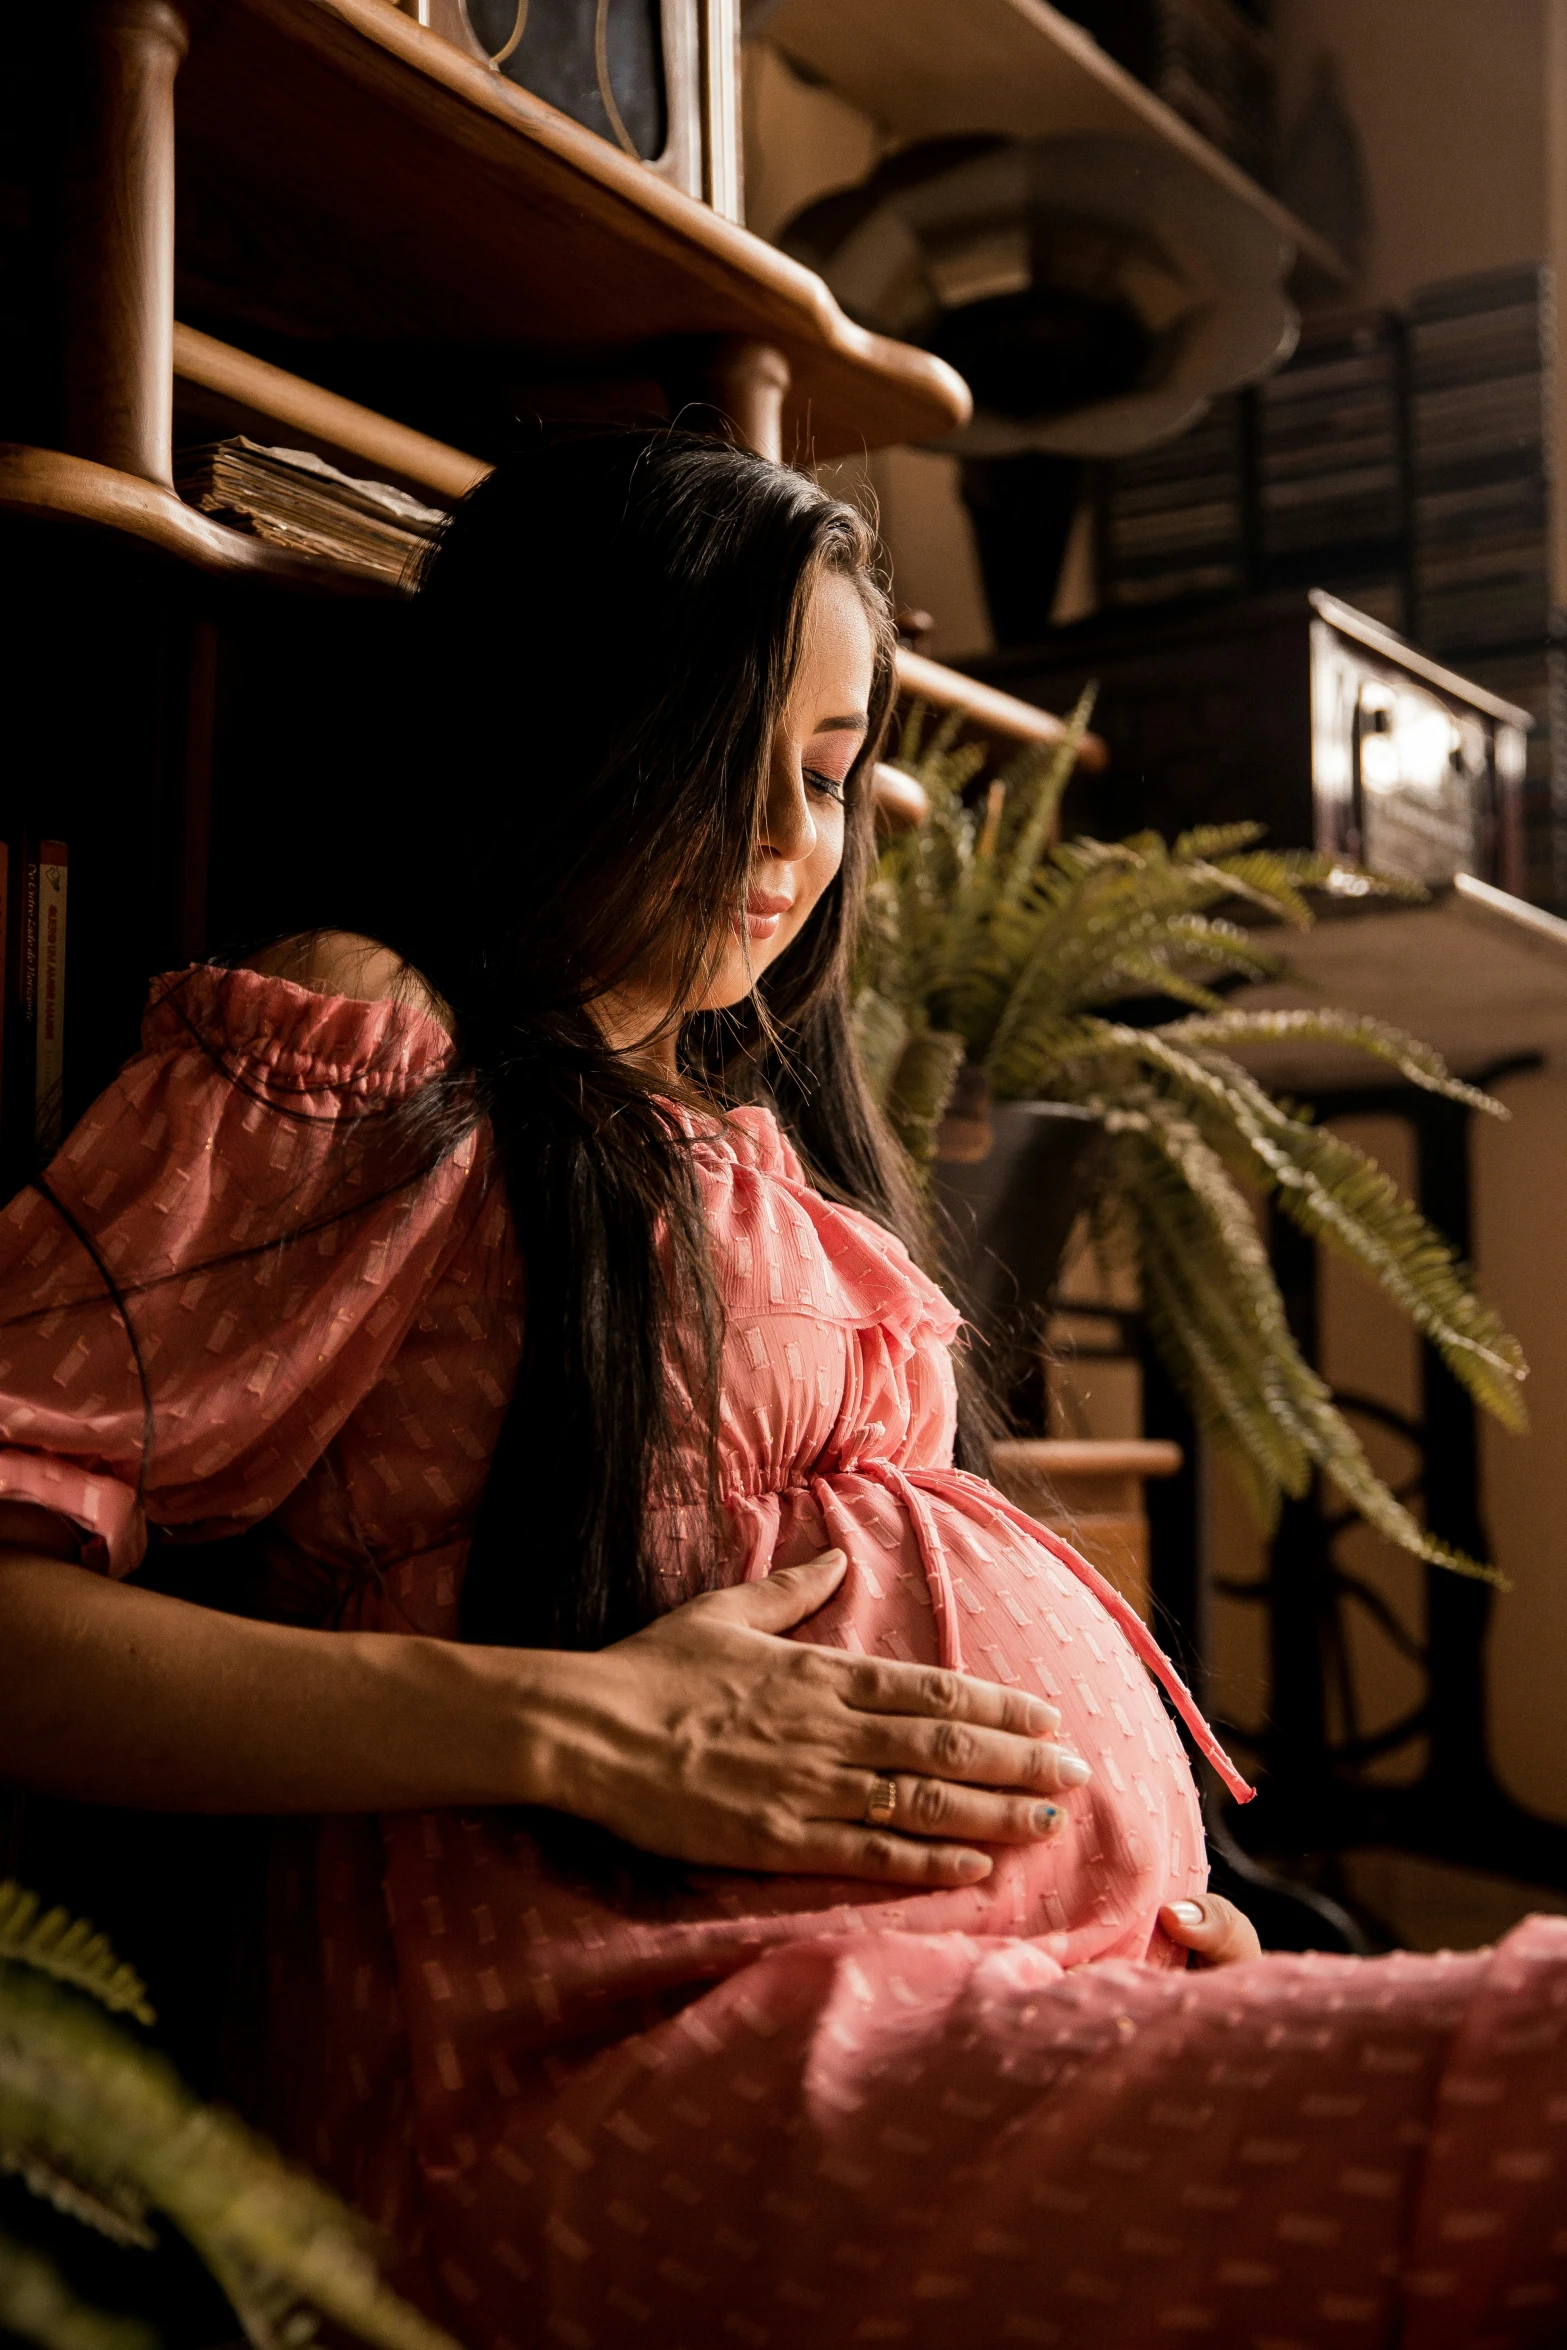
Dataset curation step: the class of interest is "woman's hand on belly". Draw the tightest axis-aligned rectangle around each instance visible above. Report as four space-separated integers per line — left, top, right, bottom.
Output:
529 1551 1092 1885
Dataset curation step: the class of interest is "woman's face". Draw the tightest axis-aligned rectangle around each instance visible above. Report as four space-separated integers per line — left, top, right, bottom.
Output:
695 563 876 1014
591 564 876 1064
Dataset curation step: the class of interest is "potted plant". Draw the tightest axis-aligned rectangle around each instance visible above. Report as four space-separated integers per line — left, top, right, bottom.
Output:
854 693 1528 1579
0 1878 452 2350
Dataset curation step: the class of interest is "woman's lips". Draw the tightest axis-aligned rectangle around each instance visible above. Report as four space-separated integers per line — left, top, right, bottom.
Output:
740 892 792 941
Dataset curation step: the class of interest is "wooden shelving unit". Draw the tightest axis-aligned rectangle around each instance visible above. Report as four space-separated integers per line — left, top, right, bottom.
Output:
760 0 1348 287
0 0 1104 1180
3 0 973 578
56 316 1105 769
187 0 967 461
170 322 1108 763
168 0 965 458
0 441 387 589
172 322 491 504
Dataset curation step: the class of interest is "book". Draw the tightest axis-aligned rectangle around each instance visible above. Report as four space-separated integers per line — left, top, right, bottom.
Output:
174 438 449 583
1101 393 1249 607
0 841 7 1138
1257 309 1403 570
1051 0 1275 186
1408 263 1552 660
27 841 67 1161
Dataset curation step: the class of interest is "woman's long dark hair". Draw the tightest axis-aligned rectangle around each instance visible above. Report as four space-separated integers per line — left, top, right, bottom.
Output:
327 427 958 1653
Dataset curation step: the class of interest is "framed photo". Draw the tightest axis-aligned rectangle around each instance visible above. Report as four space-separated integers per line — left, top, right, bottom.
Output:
404 0 742 219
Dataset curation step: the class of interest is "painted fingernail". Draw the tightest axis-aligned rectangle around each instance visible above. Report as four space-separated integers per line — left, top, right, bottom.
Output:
955 1852 991 1880
1023 1700 1061 1735
1170 1900 1204 1926
1030 1803 1062 1834
1055 1754 1092 1787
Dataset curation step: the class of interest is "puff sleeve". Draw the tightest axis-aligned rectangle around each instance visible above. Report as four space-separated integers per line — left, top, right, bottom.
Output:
0 966 491 1578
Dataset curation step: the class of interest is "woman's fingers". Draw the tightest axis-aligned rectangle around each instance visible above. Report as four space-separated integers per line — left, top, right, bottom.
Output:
842 1655 1061 1742
704 1550 849 1631
824 1769 1066 1847
840 1711 1088 1796
587 1567 1094 1880
1160 1893 1261 1968
783 1821 999 1888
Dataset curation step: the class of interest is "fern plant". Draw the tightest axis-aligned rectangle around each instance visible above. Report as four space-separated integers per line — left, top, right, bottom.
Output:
0 1880 457 2350
856 692 1529 1580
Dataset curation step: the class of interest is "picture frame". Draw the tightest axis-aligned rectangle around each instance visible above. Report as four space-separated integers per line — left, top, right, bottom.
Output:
395 0 742 220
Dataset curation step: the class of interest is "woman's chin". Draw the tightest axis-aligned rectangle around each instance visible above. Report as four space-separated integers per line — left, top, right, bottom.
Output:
695 951 777 1013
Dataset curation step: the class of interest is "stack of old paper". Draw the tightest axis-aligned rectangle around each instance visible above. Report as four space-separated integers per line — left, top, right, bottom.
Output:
175 438 447 582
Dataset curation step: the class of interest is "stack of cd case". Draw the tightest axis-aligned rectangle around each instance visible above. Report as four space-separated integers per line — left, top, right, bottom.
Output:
1099 394 1248 609
1256 309 1404 590
1408 265 1552 660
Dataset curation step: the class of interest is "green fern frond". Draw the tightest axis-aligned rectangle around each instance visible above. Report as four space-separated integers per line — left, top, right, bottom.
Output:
1103 1026 1528 1428
0 2227 159 2350
884 1028 966 1166
1033 1018 1529 1431
1222 846 1428 905
1266 1112 1528 1430
1106 1110 1311 1502
1117 1103 1504 1582
1171 822 1268 860
850 987 908 1110
1157 1006 1505 1115
0 1942 458 2350
0 2145 155 2252
0 1888 153 2028
993 688 1098 913
855 703 1529 1576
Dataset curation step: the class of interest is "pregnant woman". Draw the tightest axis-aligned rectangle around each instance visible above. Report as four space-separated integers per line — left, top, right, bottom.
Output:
3 432 1565 2350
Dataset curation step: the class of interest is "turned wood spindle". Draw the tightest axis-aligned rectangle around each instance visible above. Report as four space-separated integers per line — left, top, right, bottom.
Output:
58 0 187 486
705 337 791 463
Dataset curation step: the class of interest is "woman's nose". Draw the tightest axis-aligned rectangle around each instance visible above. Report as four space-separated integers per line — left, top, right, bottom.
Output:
760 765 818 863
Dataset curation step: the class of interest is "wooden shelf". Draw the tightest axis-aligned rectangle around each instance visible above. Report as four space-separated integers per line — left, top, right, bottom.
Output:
897 645 1107 764
993 1439 1183 1481
760 0 1349 286
173 323 490 502
149 325 1114 761
171 0 970 460
5 353 1107 770
1229 877 1567 1090
0 443 379 592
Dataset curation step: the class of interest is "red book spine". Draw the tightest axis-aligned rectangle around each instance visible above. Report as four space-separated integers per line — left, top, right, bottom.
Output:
22 844 38 1029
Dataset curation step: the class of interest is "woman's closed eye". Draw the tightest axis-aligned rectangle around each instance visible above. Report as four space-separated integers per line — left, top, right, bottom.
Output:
801 721 865 808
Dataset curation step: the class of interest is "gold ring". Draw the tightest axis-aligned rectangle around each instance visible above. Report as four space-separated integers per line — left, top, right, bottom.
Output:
865 1774 899 1828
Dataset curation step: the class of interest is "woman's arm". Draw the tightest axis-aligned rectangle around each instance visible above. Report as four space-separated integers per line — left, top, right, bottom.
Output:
0 1539 1088 1887
0 1538 558 1815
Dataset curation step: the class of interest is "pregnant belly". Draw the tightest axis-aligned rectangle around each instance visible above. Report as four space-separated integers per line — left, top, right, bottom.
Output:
375 1474 1216 2105
733 1471 1208 1939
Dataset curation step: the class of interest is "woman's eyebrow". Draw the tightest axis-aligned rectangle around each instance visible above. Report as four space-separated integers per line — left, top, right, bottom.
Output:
813 714 870 735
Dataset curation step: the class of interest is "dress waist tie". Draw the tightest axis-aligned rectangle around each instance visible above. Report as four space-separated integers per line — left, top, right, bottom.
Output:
809 1463 966 1675
847 1461 1253 1808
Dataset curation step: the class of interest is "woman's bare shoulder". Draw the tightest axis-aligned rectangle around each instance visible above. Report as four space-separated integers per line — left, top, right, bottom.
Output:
238 931 449 1027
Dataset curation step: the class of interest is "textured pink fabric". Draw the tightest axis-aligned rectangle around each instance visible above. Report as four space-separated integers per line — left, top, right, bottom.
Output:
4 965 1567 2349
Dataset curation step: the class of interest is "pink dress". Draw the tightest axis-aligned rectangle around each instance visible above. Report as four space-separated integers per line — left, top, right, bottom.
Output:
4 965 1567 2350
